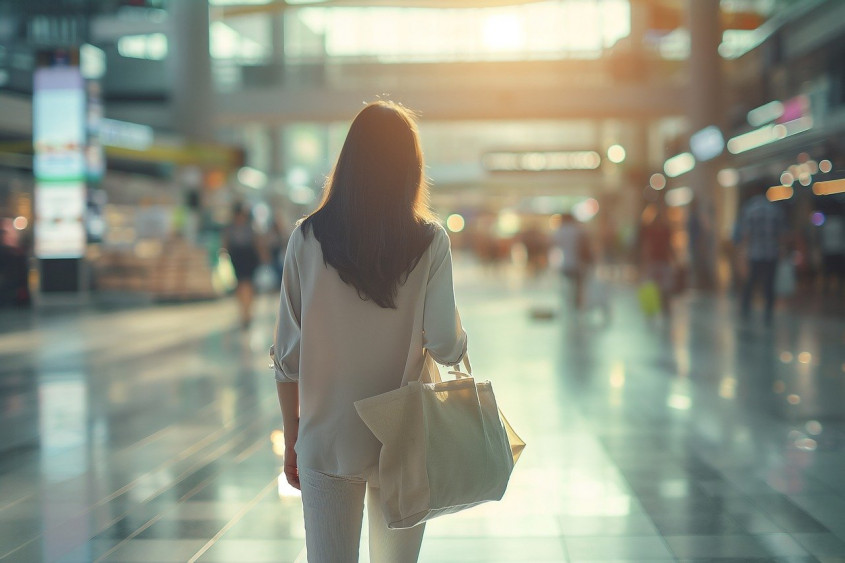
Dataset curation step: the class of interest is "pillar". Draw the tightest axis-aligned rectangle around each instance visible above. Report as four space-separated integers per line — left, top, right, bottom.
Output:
686 0 722 289
168 0 214 143
271 8 285 84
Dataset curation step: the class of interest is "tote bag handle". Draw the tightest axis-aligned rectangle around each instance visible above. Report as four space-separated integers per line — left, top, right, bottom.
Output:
447 354 472 379
419 352 473 384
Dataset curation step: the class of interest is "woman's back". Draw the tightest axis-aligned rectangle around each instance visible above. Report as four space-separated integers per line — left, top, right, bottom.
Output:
273 221 466 476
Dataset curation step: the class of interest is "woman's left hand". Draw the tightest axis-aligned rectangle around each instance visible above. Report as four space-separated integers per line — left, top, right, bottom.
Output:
284 445 300 490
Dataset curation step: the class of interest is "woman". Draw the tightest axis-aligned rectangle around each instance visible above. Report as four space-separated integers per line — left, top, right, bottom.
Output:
639 208 676 317
271 101 467 562
223 203 266 328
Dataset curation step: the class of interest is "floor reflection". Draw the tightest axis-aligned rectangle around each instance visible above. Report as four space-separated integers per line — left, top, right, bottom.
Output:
0 266 844 561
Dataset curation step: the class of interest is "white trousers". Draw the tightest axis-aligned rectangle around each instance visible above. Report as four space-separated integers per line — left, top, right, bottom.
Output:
299 467 425 563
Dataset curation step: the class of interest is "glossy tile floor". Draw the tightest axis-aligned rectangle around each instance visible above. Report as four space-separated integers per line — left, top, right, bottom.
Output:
2 260 845 562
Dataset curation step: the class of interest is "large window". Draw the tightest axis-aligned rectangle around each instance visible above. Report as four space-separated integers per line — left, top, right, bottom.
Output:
210 14 271 63
285 0 630 62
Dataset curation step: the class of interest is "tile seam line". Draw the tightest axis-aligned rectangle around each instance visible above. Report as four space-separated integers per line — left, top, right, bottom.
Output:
0 389 263 513
92 468 224 563
89 431 271 562
45 417 268 561
187 477 278 563
590 431 676 560
0 409 270 561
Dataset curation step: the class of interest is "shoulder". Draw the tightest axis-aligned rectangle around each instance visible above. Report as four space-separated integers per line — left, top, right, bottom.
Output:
429 220 449 244
289 223 304 241
419 220 448 259
286 222 310 252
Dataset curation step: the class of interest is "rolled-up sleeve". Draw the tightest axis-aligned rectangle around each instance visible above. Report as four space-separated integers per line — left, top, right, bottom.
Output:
271 229 302 382
423 227 467 365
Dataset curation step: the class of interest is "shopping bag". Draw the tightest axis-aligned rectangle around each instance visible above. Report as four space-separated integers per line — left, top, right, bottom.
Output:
638 281 661 316
354 354 525 529
775 259 796 297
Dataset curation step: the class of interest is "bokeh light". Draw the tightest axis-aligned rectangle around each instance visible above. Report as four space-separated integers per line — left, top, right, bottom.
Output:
573 198 600 222
649 173 667 190
717 168 739 187
766 185 793 201
607 144 626 164
446 213 466 233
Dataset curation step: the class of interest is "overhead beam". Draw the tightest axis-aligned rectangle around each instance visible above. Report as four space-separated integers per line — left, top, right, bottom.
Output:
215 0 547 19
216 83 686 124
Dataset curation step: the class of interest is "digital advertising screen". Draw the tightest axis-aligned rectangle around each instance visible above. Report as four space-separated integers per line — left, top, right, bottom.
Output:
33 67 86 181
33 65 87 259
34 181 87 259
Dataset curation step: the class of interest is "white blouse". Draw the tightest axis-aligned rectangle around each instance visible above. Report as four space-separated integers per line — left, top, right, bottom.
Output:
272 222 467 477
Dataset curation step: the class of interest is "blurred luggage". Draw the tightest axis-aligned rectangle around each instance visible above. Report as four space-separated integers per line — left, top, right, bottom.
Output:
529 306 556 320
638 281 661 316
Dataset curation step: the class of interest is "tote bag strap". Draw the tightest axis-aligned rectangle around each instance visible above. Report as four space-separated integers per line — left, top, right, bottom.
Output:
419 352 472 383
447 353 472 379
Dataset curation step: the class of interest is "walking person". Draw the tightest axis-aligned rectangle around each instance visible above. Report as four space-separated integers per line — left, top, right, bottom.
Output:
638 208 676 318
265 214 290 283
819 213 845 293
223 203 267 329
737 183 786 325
552 212 591 310
271 101 467 563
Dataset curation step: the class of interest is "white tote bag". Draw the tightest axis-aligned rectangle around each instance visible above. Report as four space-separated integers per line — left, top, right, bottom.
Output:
354 354 525 529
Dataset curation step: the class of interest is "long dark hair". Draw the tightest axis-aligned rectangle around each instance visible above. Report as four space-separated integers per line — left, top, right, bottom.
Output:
302 101 436 309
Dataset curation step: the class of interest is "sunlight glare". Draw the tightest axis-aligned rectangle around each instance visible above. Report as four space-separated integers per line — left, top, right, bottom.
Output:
483 13 525 52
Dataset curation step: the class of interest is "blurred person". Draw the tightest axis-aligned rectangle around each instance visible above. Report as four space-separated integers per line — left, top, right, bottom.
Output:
688 200 715 288
265 214 291 282
819 213 845 292
270 101 467 563
638 208 676 318
0 223 29 307
519 221 550 277
737 183 786 325
222 202 267 328
552 213 592 309
0 224 16 306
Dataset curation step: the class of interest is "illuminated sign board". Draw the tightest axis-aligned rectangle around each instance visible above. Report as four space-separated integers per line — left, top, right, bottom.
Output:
99 118 154 150
34 181 87 258
482 151 601 172
33 65 87 258
33 67 86 181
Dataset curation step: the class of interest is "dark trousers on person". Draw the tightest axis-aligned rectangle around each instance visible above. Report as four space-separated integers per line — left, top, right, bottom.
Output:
741 259 777 322
563 269 584 310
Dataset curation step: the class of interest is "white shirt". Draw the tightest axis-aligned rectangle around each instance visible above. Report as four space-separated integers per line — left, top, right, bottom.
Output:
272 222 467 476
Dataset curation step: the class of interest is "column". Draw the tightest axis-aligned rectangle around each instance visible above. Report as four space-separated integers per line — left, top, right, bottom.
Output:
686 0 722 289
271 8 286 84
269 125 283 179
168 0 214 143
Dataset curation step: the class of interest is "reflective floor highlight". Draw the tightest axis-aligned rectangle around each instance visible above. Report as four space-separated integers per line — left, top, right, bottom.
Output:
1 261 845 562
